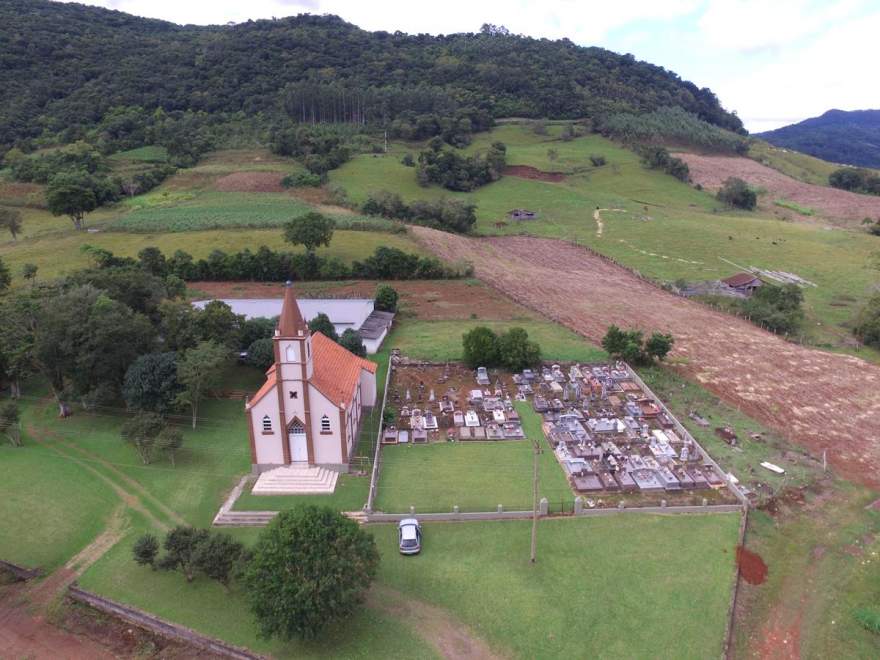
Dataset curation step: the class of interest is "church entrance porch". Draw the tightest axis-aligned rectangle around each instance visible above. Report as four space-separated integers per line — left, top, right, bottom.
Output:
251 464 339 495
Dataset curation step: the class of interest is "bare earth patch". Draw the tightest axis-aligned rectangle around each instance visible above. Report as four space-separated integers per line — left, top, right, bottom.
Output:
503 165 565 182
412 227 880 489
677 153 880 224
368 584 505 659
213 171 286 193
188 280 535 321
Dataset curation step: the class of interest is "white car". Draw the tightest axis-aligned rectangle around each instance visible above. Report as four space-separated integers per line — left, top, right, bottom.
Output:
398 518 422 555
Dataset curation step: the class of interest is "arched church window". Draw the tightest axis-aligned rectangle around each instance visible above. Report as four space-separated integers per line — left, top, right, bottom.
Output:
321 415 331 434
262 415 272 433
290 420 305 435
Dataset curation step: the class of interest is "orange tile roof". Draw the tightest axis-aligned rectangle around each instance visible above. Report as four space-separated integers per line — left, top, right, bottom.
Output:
310 332 377 407
246 364 277 409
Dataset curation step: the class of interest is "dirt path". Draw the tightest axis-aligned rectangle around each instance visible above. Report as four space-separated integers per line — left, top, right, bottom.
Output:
676 153 880 224
593 207 626 237
0 583 117 660
369 584 505 660
411 227 880 489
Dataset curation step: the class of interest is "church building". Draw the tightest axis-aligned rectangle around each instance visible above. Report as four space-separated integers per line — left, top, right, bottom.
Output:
245 282 378 473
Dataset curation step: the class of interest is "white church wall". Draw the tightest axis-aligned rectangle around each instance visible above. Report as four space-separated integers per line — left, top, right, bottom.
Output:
308 386 344 465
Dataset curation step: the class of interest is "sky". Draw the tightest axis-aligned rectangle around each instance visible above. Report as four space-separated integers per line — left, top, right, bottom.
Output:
62 0 880 133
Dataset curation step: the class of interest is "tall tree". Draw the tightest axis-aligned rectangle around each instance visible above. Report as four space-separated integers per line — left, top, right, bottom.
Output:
308 313 338 342
192 532 247 592
0 207 22 241
283 212 335 254
45 171 99 230
123 352 182 414
120 411 166 464
176 340 229 429
245 506 380 641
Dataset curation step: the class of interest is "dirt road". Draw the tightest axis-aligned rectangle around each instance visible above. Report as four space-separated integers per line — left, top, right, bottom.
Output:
412 227 880 488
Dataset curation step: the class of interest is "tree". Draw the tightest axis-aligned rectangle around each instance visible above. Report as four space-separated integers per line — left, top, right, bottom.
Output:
45 171 99 230
497 327 541 372
374 284 399 313
121 411 166 464
20 263 37 287
155 426 184 467
645 332 674 362
717 177 757 210
0 257 9 293
245 507 380 641
133 533 160 569
159 299 201 352
462 326 500 368
176 340 229 429
0 401 21 447
829 168 865 191
283 212 335 254
192 532 246 592
742 283 804 335
0 207 22 241
308 313 338 342
123 352 181 414
137 246 167 276
339 329 366 358
239 316 277 351
0 293 39 399
854 293 880 349
195 300 243 348
247 337 275 371
158 526 210 582
547 148 558 162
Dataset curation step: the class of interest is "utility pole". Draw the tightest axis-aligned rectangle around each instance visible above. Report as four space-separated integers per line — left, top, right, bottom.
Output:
384 130 388 154
530 437 539 563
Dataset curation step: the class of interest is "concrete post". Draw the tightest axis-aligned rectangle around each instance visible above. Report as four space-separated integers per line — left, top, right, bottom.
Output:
702 498 708 507
618 501 625 509
661 499 667 508
497 504 504 513
453 505 459 517
574 497 583 515
539 497 549 516
409 506 415 515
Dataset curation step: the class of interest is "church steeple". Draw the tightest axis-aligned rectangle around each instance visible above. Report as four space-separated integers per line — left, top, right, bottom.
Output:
277 281 309 337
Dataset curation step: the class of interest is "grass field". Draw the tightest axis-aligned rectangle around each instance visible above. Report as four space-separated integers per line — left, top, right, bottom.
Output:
0 430 119 571
374 403 572 513
108 145 169 163
392 319 608 363
374 514 741 659
330 123 880 356
0 228 418 282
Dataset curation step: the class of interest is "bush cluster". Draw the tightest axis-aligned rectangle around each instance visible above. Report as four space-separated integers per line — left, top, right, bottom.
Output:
270 124 352 174
362 191 477 233
601 325 674 366
854 293 880 349
416 138 507 192
636 145 690 182
462 326 541 372
281 171 324 188
829 168 880 195
121 244 469 283
717 177 757 210
741 283 804 335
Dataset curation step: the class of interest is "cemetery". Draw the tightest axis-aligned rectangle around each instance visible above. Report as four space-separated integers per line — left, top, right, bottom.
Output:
377 354 741 511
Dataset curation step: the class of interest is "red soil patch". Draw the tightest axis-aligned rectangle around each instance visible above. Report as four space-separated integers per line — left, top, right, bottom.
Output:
213 171 286 193
737 546 769 585
188 280 533 321
0 182 45 207
411 227 880 489
677 153 880 224
504 165 565 182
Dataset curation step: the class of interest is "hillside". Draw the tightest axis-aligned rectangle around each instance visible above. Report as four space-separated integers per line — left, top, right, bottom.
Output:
757 109 880 168
0 0 744 152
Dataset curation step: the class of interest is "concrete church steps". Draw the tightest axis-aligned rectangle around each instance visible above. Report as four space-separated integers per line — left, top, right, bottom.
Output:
251 464 339 495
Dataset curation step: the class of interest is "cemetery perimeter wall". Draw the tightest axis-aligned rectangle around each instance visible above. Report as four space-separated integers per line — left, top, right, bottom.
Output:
411 227 880 489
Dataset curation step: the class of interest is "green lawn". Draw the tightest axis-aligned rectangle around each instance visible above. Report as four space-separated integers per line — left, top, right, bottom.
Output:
374 404 571 513
0 430 120 571
392 319 607 363
374 513 741 659
108 145 169 163
0 228 418 282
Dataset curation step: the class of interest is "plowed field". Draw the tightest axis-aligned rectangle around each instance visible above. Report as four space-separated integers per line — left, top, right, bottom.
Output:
677 153 880 224
413 227 880 488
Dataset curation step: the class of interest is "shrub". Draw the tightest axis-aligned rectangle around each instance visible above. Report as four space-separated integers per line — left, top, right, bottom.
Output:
462 326 500 368
308 313 338 342
717 177 757 210
339 329 366 357
829 168 880 195
589 154 606 167
855 607 880 635
282 171 323 188
363 191 476 233
374 284 399 313
601 325 674 365
742 283 804 335
637 146 690 182
497 327 541 371
133 534 160 569
400 153 415 167
854 293 880 349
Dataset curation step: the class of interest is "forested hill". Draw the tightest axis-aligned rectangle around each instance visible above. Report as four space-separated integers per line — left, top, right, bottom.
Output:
0 0 743 151
757 109 880 168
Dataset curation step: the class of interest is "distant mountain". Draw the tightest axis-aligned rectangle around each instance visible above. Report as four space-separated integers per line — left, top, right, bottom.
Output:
757 109 880 169
0 0 743 151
